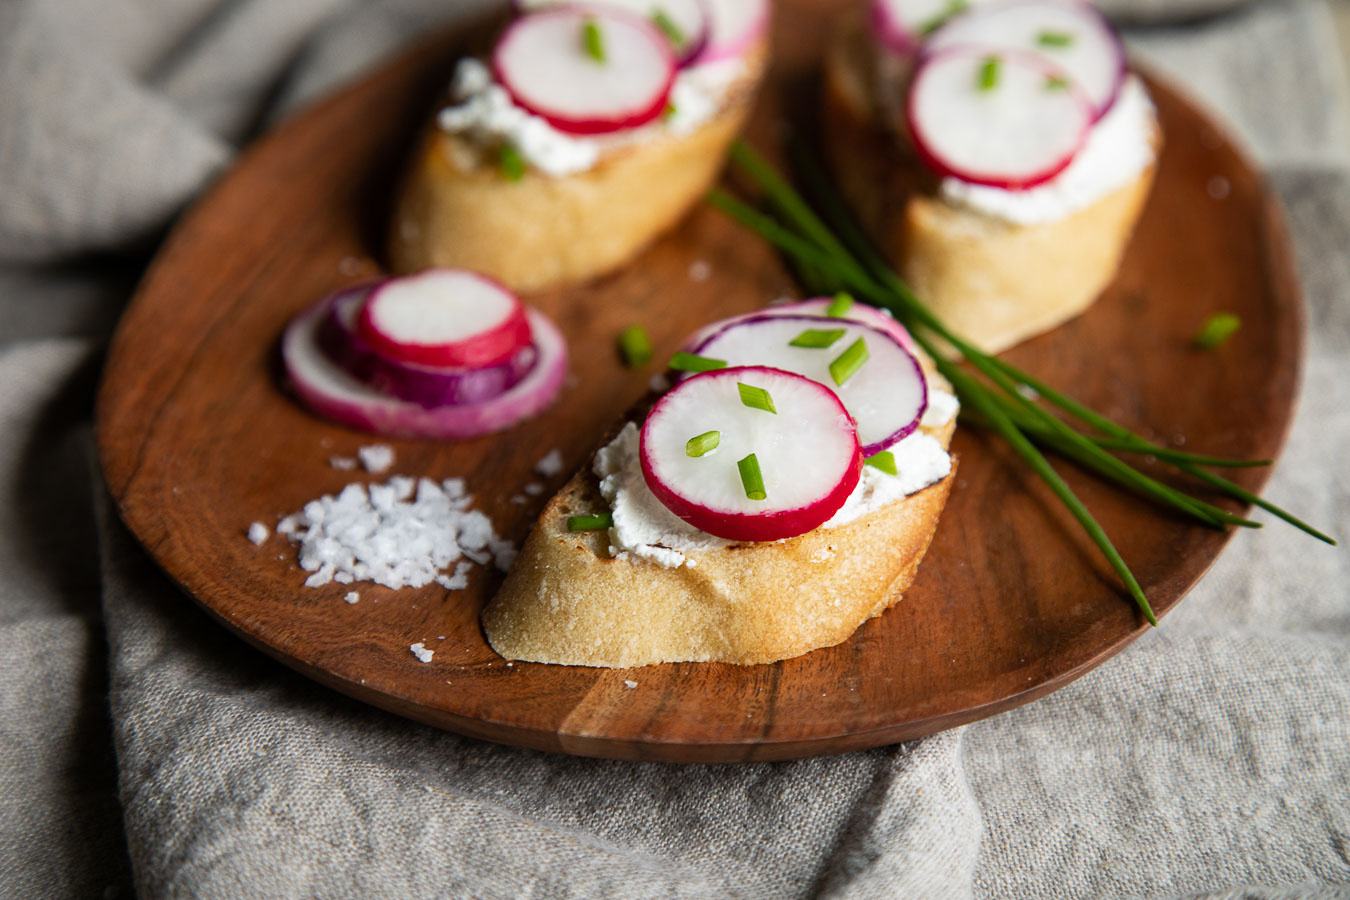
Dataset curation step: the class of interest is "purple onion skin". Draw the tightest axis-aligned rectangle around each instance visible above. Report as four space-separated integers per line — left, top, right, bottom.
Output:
320 290 535 409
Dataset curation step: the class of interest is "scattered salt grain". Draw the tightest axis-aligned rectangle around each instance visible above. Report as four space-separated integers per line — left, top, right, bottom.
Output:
510 495 528 505
435 561 474 591
278 475 516 590
330 456 358 471
688 260 711 282
648 374 671 394
411 643 434 663
523 482 545 497
358 444 395 473
247 522 269 545
1207 175 1231 200
623 680 638 689
344 592 360 605
535 449 564 478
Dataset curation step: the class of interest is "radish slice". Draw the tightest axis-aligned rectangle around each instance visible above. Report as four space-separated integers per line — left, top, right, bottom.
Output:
357 269 532 369
924 0 1126 119
285 293 567 440
494 7 676 135
907 47 1092 189
691 314 928 456
696 0 770 63
871 0 977 54
640 366 862 542
322 288 537 409
516 0 710 66
683 299 919 355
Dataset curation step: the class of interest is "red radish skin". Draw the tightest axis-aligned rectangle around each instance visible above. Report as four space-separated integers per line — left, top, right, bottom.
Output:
683 299 919 354
690 314 929 456
922 0 1127 120
907 48 1092 189
322 288 537 408
640 366 862 542
494 8 677 135
870 0 969 55
515 0 711 67
696 0 769 63
285 293 567 440
357 269 531 369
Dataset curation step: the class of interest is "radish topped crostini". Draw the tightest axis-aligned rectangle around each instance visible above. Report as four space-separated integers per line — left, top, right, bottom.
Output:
482 298 960 668
390 0 771 293
825 0 1160 353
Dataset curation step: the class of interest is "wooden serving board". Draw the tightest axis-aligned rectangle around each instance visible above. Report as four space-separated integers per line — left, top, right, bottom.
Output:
97 0 1303 762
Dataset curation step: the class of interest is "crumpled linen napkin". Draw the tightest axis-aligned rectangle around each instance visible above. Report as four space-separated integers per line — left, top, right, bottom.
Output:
0 1 1347 898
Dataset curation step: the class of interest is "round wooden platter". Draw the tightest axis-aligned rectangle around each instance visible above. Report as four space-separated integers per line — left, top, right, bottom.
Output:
98 0 1303 763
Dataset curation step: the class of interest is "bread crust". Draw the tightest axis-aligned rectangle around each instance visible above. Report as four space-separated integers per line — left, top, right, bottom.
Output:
821 19 1158 354
482 415 956 669
389 48 765 293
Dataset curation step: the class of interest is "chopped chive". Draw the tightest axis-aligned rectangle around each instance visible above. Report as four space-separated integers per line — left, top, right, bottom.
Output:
919 0 967 35
582 19 606 63
829 338 870 386
865 450 898 475
1194 313 1241 349
618 325 653 367
1037 30 1074 47
825 292 855 317
1045 74 1070 91
789 328 847 349
498 144 526 181
978 56 1001 91
568 513 613 532
686 430 720 457
738 382 777 414
663 101 678 120
738 453 766 501
669 351 727 373
652 8 685 47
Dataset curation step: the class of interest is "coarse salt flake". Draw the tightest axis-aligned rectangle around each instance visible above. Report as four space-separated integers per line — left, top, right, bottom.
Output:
247 522 269 545
344 592 360 605
410 643 434 663
358 444 395 473
623 680 638 689
535 449 564 478
330 456 358 471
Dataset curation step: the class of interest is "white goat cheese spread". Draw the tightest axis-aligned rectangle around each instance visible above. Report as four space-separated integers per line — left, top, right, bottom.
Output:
437 57 746 178
594 388 959 567
940 76 1157 225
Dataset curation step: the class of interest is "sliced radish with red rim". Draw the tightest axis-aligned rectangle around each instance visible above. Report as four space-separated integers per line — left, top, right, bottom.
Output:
494 7 676 135
907 47 1092 189
924 0 1126 119
683 298 919 355
696 0 769 63
516 0 710 66
640 366 862 542
285 293 567 440
871 0 974 54
690 314 929 456
357 269 531 369
323 287 537 408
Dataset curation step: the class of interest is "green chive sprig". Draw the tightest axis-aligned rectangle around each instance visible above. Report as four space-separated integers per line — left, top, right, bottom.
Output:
686 430 720 457
707 139 1336 624
1037 30 1074 47
618 325 653 367
790 328 847 349
738 453 767 501
498 144 527 182
826 292 855 317
829 338 869 386
582 19 606 62
866 451 898 476
1194 313 1241 349
652 8 685 47
738 382 777 413
568 513 613 532
978 56 1001 91
669 352 726 373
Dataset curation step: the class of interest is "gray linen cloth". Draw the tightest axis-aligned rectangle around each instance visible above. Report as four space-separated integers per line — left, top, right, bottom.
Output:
1 1 1347 897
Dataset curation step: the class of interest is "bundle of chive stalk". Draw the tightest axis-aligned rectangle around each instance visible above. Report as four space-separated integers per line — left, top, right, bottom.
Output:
707 140 1335 625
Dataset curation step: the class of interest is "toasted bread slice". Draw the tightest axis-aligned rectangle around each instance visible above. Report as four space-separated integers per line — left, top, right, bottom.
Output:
821 19 1158 355
389 48 765 294
482 405 956 669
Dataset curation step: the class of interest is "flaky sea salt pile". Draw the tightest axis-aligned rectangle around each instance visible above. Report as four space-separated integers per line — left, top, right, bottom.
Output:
276 476 516 590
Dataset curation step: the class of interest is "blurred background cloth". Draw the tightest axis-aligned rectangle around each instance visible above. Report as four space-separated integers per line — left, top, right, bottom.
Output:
1 1 1348 898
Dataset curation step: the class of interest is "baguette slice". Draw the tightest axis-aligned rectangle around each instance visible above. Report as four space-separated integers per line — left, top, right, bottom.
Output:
389 47 766 294
822 18 1158 354
483 390 956 668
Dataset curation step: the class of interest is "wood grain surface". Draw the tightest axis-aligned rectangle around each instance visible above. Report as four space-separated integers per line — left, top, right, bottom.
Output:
96 0 1304 762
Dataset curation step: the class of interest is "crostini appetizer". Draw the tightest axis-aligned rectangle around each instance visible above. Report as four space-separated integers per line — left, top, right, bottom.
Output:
390 0 771 293
824 0 1159 353
483 298 960 667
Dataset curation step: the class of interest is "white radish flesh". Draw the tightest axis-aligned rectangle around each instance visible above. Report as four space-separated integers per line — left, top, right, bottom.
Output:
640 366 862 542
924 0 1126 118
285 293 567 440
871 0 980 54
516 0 710 66
691 314 928 456
494 8 676 135
683 299 919 355
357 269 531 369
907 48 1092 189
324 288 537 408
696 0 770 63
